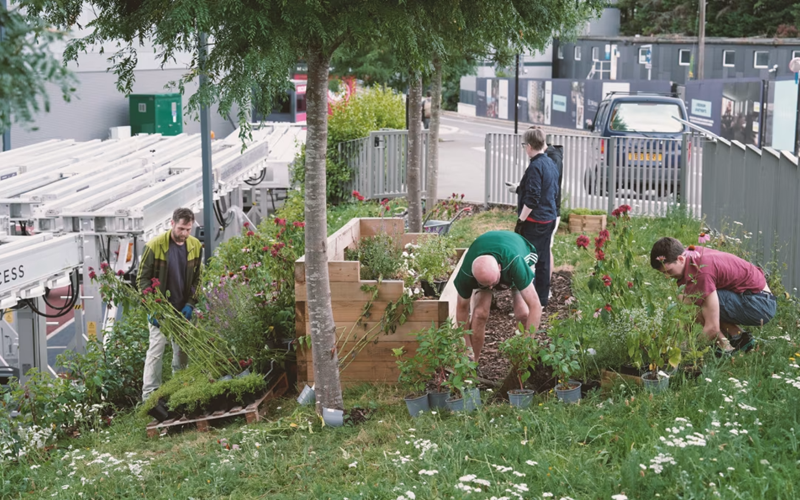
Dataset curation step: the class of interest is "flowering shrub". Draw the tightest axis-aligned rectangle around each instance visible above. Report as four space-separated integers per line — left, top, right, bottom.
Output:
425 193 466 222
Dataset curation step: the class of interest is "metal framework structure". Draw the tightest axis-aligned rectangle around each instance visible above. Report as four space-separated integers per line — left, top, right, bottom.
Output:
0 124 304 382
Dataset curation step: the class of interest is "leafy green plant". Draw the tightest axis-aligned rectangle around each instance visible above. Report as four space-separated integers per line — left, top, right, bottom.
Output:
404 235 457 290
498 325 540 391
539 333 581 389
570 208 606 216
168 373 267 415
345 233 403 280
414 322 469 394
392 347 428 397
425 193 466 222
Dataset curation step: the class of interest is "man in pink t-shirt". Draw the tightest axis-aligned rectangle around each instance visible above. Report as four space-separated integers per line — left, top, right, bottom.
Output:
650 237 776 354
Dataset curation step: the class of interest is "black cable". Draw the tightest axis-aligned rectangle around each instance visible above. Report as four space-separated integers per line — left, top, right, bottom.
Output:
22 270 79 318
244 169 267 186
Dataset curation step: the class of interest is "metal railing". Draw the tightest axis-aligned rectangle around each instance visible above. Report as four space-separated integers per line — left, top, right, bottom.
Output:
338 130 428 200
484 133 704 219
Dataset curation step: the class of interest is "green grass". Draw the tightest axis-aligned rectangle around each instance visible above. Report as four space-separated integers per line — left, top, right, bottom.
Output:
4 207 800 499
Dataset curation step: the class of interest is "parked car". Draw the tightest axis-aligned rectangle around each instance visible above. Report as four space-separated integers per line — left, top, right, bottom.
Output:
584 93 688 198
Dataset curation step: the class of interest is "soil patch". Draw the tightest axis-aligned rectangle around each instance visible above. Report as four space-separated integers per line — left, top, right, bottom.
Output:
478 270 574 394
345 407 374 426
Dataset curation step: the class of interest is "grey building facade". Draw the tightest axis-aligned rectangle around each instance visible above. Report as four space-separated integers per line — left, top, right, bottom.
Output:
555 36 800 84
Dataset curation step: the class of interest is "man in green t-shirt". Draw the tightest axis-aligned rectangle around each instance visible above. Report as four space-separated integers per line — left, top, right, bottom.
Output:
453 231 542 362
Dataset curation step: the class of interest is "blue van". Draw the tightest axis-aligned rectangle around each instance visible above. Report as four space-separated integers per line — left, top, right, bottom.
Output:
585 93 689 197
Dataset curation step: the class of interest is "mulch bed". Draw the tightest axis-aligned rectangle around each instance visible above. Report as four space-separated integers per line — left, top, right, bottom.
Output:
478 269 574 396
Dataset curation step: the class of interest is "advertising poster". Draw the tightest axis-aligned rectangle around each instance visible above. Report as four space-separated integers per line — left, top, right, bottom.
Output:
527 81 546 124
571 81 585 130
684 81 723 135
486 79 500 119
544 81 552 125
550 80 573 128
583 80 603 131
498 80 509 120
476 78 487 117
720 81 762 146
768 78 797 151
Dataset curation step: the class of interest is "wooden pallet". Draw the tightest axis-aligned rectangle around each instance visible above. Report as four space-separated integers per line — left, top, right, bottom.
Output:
146 372 289 438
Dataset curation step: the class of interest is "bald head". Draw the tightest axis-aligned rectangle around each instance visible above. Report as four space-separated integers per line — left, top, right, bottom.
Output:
473 255 501 287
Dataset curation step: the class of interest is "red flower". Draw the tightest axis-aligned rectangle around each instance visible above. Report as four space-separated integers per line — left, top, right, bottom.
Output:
598 229 610 241
243 222 250 228
356 195 365 201
246 231 255 237
275 218 286 227
88 266 94 271
352 190 360 197
155 298 162 303
620 204 631 213
602 275 612 287
595 249 605 261
461 194 465 199
611 208 620 218
88 271 97 280
293 221 305 228
142 287 152 295
604 303 612 312
594 237 606 250
116 270 124 276
100 262 109 270
576 235 590 249
262 246 269 252
627 281 634 289
151 278 161 287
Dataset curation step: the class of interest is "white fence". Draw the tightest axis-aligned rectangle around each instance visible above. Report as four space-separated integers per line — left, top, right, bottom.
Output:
338 130 429 199
484 133 704 218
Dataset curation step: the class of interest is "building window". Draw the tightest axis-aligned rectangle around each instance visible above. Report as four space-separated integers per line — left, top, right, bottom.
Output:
792 50 800 60
754 51 769 68
592 47 600 60
678 49 692 66
574 46 581 61
558 45 564 59
722 50 735 67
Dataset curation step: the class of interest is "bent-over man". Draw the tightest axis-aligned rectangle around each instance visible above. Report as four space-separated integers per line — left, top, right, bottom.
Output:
453 231 542 362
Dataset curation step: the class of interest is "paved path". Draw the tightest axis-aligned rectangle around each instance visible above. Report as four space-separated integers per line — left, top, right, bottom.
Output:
436 112 584 205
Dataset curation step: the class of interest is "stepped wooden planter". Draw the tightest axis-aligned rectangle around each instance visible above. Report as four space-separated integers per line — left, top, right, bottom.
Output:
568 214 607 234
294 218 465 387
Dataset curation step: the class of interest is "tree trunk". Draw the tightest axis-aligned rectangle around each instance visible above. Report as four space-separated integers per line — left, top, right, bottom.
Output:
304 45 344 413
426 58 442 207
407 76 423 232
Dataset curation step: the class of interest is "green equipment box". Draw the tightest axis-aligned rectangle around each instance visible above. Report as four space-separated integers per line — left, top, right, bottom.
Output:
129 93 183 136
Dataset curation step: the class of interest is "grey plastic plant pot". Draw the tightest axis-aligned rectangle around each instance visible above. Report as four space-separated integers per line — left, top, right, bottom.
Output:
297 384 316 405
508 389 535 408
446 397 465 412
642 372 670 394
464 387 482 411
404 394 430 418
427 391 451 409
322 407 344 427
555 381 582 404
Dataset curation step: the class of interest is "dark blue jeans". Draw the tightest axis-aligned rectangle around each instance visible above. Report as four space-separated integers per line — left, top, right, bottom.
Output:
717 290 777 327
520 220 556 307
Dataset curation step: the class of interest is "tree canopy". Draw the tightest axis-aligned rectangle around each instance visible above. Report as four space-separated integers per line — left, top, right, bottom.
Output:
0 1 74 133
618 0 800 38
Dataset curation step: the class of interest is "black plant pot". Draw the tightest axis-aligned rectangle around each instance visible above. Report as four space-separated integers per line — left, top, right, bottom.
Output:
420 279 447 297
147 398 170 422
580 379 601 397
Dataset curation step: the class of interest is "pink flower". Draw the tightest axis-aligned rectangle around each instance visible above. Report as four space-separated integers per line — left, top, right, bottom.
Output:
88 271 97 280
656 255 666 262
593 309 601 319
698 232 711 244
576 235 590 249
683 244 700 259
116 270 124 276
293 221 305 228
275 218 286 227
352 190 360 197
246 230 255 237
100 262 109 270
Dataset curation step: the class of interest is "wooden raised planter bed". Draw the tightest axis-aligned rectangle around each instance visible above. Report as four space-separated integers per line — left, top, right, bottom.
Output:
294 218 465 387
568 214 607 234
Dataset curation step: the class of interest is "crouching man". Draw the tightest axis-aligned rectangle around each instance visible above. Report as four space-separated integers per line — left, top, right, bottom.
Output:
650 237 776 354
453 231 542 362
